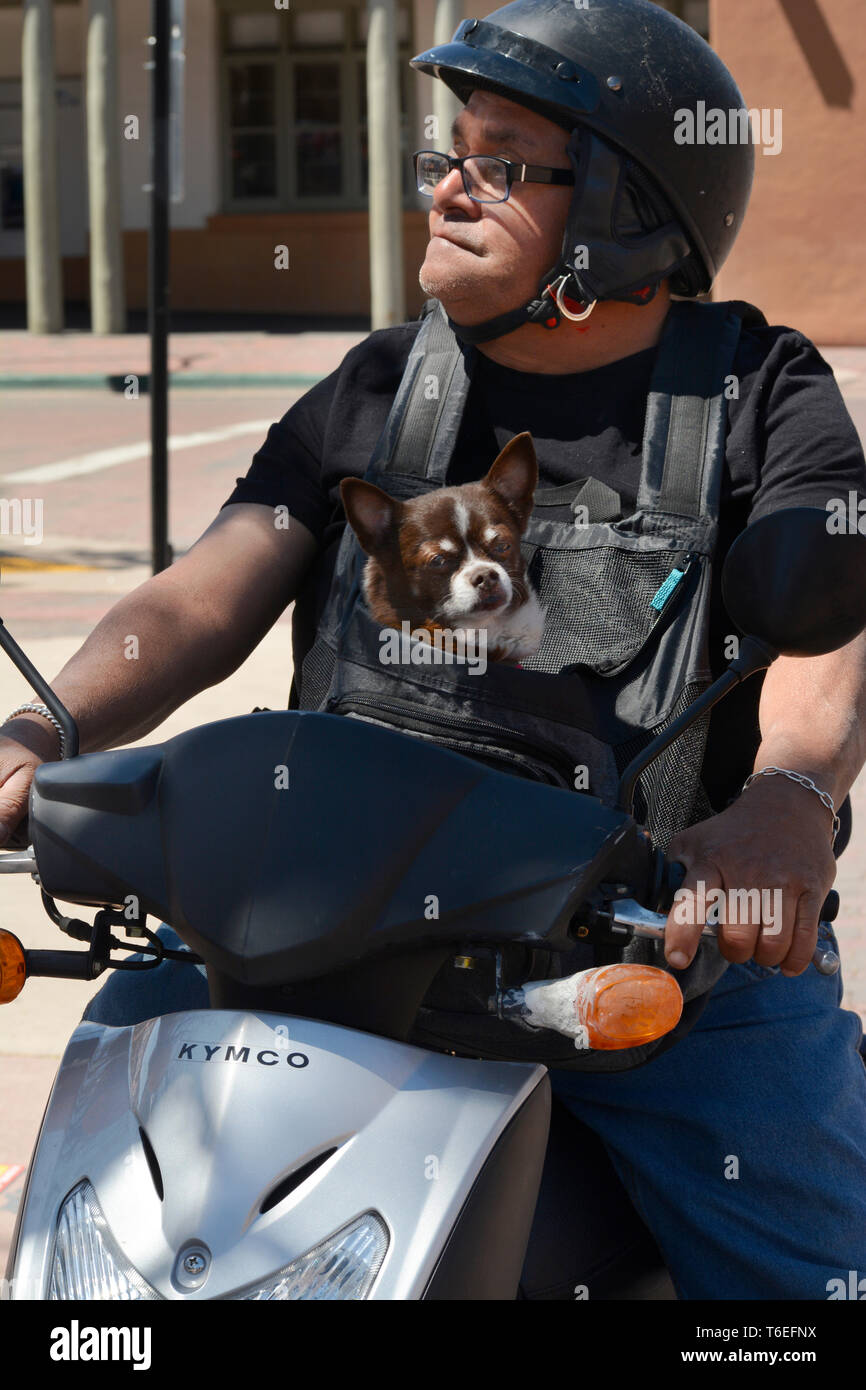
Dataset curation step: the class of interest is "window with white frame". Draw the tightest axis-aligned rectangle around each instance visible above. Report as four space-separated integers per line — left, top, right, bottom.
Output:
220 2 414 211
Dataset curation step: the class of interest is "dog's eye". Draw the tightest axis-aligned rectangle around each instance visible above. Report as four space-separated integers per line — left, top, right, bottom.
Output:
489 539 511 554
426 553 448 567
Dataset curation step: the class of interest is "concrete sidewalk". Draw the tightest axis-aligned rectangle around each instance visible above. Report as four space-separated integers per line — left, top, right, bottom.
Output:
1 324 865 390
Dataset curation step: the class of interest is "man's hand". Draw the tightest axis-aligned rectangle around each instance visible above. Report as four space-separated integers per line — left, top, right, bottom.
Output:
0 717 60 845
663 773 837 977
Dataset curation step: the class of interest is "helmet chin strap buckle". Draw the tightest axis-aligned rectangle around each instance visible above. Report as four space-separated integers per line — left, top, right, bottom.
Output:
550 275 597 323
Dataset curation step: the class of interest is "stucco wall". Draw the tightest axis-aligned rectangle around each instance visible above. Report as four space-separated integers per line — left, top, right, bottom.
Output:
711 0 866 344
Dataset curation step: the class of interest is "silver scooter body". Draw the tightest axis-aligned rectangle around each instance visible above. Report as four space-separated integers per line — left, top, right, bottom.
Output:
8 1009 549 1301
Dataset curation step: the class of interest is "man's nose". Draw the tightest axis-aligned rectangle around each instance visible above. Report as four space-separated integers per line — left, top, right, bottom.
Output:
432 165 475 214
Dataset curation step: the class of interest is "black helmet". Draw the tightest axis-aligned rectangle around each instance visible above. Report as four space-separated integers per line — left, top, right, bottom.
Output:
411 0 754 342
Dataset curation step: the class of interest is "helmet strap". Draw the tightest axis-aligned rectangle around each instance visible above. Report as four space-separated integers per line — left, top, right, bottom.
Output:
445 280 564 345
559 130 692 305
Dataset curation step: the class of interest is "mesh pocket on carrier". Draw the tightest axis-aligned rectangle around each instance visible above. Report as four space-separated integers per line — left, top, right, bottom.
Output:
522 545 690 676
614 679 715 851
298 638 337 712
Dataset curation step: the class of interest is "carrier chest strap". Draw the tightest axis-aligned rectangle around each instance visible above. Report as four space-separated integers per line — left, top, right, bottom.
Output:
636 301 744 522
372 299 754 530
368 304 474 481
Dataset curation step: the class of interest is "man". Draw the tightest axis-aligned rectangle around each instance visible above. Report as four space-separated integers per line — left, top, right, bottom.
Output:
1 0 865 1297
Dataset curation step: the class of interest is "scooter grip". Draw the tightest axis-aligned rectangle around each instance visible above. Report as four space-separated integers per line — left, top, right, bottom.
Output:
820 889 839 923
661 864 841 976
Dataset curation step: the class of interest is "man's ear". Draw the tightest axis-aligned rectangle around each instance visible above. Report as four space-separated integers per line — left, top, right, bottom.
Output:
483 432 538 530
340 478 400 556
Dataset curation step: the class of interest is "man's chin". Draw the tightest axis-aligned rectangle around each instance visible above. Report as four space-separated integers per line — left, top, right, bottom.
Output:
417 270 502 327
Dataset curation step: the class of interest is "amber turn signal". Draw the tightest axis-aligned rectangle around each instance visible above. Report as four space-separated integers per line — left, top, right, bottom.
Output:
580 963 683 1050
0 929 27 1004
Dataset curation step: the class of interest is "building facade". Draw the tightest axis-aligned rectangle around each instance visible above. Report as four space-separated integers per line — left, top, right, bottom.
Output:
0 0 863 343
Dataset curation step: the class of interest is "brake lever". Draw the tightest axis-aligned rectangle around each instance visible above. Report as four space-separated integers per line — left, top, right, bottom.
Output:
0 847 37 873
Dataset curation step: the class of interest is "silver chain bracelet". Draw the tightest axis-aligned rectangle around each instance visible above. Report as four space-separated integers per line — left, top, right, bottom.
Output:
742 765 841 844
3 702 65 759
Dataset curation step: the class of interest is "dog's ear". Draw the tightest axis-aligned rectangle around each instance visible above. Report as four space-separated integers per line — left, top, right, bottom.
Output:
340 478 400 556
483 433 538 530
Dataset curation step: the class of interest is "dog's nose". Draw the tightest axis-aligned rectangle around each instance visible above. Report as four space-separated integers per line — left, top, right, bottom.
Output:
472 568 499 594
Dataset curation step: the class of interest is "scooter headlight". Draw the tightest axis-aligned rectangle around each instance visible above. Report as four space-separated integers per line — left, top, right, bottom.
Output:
47 1185 387 1300
48 1181 161 1301
233 1213 389 1300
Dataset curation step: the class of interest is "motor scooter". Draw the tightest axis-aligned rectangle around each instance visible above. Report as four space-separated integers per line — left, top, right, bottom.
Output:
1 508 863 1301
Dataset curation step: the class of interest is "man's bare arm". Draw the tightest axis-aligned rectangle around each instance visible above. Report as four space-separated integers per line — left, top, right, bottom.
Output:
749 632 866 808
0 504 319 835
664 631 866 974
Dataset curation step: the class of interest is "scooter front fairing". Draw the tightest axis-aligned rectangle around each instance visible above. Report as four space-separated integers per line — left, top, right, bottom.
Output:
7 1009 548 1301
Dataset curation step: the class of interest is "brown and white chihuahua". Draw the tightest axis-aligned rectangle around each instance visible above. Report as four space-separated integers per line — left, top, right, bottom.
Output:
339 432 544 666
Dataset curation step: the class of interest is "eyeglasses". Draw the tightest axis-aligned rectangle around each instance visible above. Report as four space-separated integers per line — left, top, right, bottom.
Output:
412 149 575 205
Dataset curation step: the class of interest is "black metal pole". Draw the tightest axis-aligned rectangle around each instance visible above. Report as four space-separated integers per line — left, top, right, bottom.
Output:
149 0 170 574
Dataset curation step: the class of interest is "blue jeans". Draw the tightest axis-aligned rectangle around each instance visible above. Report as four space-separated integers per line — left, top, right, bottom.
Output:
83 924 209 1025
551 918 866 1300
85 921 866 1300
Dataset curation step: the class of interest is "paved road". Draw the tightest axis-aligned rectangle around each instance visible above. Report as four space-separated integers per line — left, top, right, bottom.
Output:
1 372 866 1279
0 322 366 387
2 386 305 629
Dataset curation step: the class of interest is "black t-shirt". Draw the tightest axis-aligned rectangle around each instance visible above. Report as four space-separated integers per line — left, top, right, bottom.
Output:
222 313 866 816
